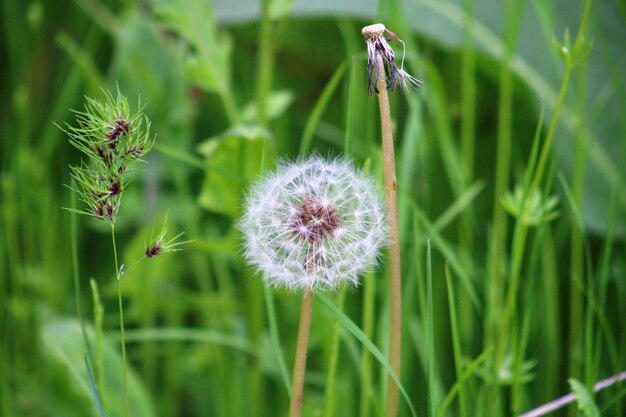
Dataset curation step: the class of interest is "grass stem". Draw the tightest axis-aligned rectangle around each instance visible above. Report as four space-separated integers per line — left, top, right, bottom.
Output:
324 287 347 417
111 223 130 417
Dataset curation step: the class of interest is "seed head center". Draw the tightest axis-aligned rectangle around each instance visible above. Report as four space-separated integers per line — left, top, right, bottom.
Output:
290 196 341 243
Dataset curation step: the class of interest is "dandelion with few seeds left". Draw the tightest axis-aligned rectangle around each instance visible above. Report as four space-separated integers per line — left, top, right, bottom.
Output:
361 22 421 417
362 23 421 96
239 155 386 416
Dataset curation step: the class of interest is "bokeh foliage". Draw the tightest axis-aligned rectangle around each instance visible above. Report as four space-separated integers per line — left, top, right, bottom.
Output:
1 0 625 416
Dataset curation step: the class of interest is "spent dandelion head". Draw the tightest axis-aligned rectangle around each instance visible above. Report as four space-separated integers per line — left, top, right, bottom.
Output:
361 23 421 95
238 155 386 291
63 89 154 223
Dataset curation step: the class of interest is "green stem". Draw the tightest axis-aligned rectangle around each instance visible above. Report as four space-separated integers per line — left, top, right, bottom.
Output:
459 0 476 251
90 278 106 415
70 184 92 359
324 287 347 417
459 0 477 365
529 0 592 195
255 0 273 126
496 0 593 396
265 286 292 394
289 289 314 417
568 21 590 382
111 223 130 417
488 1 529 412
426 241 436 417
359 273 375 417
374 50 403 417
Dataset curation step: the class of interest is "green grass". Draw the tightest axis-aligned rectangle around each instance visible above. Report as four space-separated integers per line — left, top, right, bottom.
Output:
1 0 626 416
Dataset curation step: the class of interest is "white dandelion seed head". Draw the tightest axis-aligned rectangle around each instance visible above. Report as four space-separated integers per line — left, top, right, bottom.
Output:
238 155 386 292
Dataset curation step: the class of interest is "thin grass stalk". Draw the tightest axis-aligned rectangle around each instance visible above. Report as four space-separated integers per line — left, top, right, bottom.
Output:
568 22 591 382
493 3 594 414
445 265 469 417
265 286 292 394
70 183 92 359
359 273 376 417
373 51 403 417
289 289 314 417
488 7 514 341
528 0 593 196
426 240 436 417
111 224 130 417
324 287 347 417
255 0 273 126
90 278 106 415
458 0 477 350
496 0 593 384
459 0 476 254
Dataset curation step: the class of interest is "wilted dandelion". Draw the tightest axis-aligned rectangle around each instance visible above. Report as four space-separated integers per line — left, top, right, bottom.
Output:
239 155 386 291
362 22 419 417
362 23 421 95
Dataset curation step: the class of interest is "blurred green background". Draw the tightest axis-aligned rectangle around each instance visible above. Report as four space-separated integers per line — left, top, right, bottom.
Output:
1 0 625 416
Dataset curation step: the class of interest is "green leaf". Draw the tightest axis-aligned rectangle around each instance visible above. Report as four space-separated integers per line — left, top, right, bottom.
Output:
268 0 294 20
197 125 271 217
184 53 221 93
241 90 295 122
41 319 156 417
316 293 418 417
569 378 601 417
154 0 233 94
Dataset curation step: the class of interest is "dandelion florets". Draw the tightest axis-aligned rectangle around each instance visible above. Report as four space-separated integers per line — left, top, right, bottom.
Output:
238 156 386 291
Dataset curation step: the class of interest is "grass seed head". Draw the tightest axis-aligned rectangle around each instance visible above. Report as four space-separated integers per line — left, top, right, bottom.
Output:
64 89 154 223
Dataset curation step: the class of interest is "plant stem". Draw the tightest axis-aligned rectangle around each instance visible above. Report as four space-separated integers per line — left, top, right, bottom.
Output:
324 286 347 417
70 184 93 359
111 223 130 417
289 289 314 417
374 52 403 417
255 0 273 126
518 370 626 417
359 273 375 417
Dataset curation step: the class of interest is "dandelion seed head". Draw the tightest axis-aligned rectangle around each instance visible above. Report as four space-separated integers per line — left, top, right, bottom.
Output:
238 156 386 291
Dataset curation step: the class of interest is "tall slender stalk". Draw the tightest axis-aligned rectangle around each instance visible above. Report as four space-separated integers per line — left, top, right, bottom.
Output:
359 274 376 417
111 224 130 417
494 2 593 412
373 51 403 417
255 0 273 126
324 287 347 417
289 289 314 417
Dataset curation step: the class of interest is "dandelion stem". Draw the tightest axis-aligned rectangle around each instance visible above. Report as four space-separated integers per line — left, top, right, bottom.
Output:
374 51 403 417
111 223 130 417
289 289 314 417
